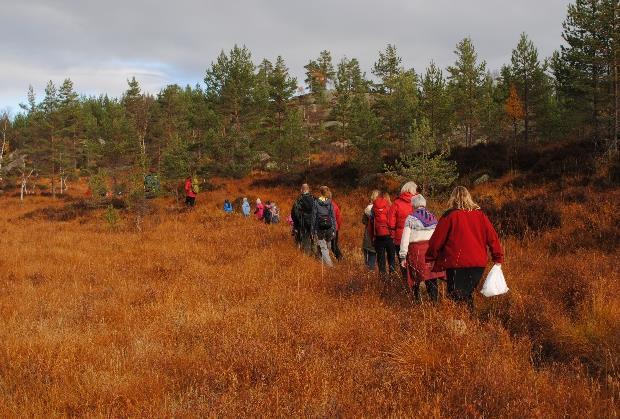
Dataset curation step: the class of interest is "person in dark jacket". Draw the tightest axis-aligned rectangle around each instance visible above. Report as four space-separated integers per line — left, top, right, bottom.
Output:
327 190 343 261
292 184 315 255
311 186 336 267
362 190 380 270
370 192 396 276
426 186 504 310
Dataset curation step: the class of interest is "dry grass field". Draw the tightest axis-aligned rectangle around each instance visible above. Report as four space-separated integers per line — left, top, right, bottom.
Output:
0 174 618 417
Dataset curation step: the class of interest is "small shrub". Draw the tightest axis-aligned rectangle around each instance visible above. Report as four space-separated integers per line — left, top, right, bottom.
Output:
488 196 562 238
103 205 120 230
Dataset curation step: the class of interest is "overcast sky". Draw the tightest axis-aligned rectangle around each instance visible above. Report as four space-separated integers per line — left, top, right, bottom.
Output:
0 0 572 112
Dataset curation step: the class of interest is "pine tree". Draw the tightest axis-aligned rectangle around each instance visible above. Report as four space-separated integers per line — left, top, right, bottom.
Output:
122 77 153 171
372 45 419 153
420 61 452 146
385 119 458 195
272 109 308 172
447 38 487 147
332 57 368 142
349 94 383 175
557 0 613 146
268 56 297 132
304 50 335 104
509 33 550 142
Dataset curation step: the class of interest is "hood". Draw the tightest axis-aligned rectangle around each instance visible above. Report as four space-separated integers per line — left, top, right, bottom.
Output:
397 192 415 203
373 198 390 210
316 197 330 207
364 204 373 216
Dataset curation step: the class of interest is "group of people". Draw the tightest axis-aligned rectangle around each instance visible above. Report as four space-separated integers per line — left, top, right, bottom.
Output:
362 182 503 307
290 184 343 267
221 197 280 224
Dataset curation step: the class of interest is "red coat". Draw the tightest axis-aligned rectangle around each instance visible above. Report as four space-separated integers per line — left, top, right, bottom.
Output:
370 198 391 239
332 200 342 231
406 241 445 290
184 179 196 198
388 192 417 244
426 209 504 271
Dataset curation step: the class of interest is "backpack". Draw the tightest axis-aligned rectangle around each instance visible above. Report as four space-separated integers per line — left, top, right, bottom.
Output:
373 205 389 236
264 206 273 223
315 201 333 231
294 194 314 230
191 181 200 194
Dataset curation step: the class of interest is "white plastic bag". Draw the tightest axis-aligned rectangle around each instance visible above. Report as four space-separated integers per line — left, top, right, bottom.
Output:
480 265 509 297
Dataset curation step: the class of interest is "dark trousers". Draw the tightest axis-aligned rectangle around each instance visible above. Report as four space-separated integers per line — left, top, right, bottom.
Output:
364 250 376 270
413 279 440 302
331 230 343 260
446 267 485 309
374 236 396 274
185 196 195 206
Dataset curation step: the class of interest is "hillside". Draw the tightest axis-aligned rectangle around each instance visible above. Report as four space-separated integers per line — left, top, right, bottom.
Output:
0 153 618 416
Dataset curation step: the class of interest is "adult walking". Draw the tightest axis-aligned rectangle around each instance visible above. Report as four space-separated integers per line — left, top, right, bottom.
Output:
184 176 197 207
292 184 315 255
371 192 396 276
311 186 336 267
327 190 343 261
388 181 418 281
426 186 503 310
362 190 380 270
399 195 445 302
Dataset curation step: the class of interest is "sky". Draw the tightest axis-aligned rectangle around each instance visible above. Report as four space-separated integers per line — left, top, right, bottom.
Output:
0 0 573 113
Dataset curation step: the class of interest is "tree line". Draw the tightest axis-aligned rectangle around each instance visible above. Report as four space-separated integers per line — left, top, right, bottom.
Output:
0 0 618 198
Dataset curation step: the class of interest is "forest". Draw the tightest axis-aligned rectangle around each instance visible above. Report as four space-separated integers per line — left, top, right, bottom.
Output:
0 0 618 197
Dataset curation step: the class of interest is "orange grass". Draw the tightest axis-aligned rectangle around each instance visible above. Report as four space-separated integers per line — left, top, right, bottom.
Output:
0 177 618 417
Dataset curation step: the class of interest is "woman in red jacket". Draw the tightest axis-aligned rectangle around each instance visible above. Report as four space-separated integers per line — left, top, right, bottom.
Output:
371 192 396 276
388 181 418 282
426 186 503 309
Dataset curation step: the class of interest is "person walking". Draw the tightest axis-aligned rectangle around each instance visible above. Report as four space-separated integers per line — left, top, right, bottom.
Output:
426 186 504 310
362 190 380 270
254 198 265 220
292 184 315 255
223 199 234 214
327 190 343 261
371 192 396 276
241 197 251 217
311 186 336 267
184 176 197 207
388 181 418 283
399 194 445 302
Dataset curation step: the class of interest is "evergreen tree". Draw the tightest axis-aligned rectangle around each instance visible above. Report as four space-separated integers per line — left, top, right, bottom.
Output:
272 109 308 172
349 93 383 175
509 33 549 142
447 38 487 146
304 50 335 104
268 56 297 131
420 61 452 146
385 119 458 195
372 44 419 153
122 77 153 171
332 57 367 142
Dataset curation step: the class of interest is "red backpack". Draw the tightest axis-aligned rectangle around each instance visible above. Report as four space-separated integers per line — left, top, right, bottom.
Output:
372 198 391 237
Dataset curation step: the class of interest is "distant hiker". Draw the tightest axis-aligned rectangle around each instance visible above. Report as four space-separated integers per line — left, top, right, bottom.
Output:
144 169 160 199
311 186 336 267
241 197 251 217
270 202 281 224
224 199 234 214
264 201 273 224
362 190 380 270
426 186 504 310
292 183 315 255
388 181 419 282
326 190 343 261
371 192 396 276
399 195 445 302
184 176 197 207
254 198 265 220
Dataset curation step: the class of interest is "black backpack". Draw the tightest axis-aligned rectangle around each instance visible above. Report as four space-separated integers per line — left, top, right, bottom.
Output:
315 201 333 230
295 194 314 229
264 206 273 223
